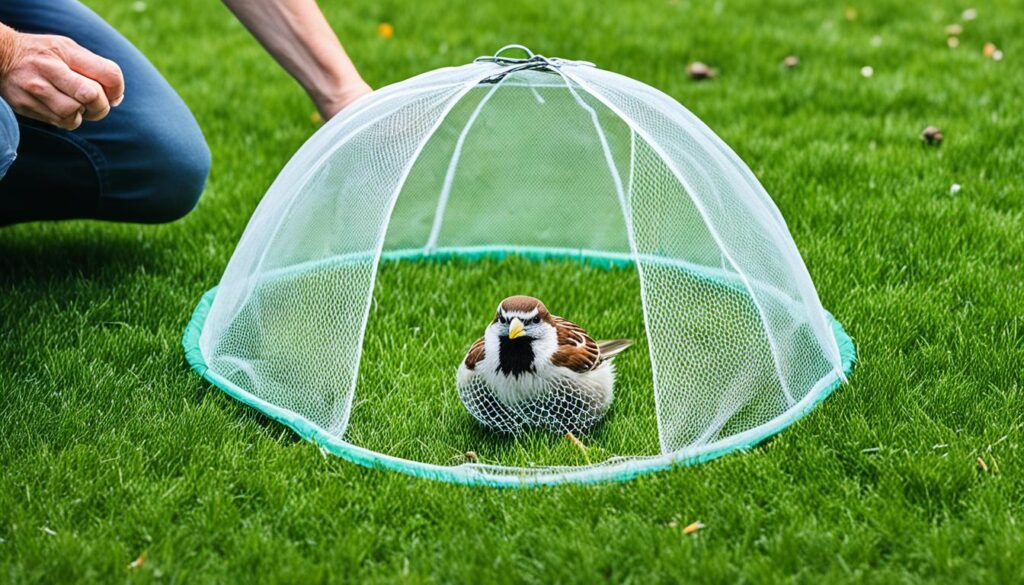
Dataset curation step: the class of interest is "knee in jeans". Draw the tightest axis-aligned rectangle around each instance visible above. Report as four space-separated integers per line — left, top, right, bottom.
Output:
137 121 211 223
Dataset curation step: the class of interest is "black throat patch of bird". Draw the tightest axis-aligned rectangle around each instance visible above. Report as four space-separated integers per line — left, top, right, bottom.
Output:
497 335 535 378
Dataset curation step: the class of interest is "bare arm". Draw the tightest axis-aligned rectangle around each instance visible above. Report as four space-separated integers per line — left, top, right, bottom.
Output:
222 0 370 119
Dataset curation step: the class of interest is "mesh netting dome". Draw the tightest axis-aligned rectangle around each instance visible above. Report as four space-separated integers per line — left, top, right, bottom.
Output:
183 46 856 487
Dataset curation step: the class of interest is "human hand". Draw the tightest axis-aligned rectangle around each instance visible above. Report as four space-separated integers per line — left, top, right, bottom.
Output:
0 25 125 130
315 79 372 120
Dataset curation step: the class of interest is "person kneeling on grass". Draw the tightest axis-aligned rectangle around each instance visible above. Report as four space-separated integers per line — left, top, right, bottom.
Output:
0 0 370 226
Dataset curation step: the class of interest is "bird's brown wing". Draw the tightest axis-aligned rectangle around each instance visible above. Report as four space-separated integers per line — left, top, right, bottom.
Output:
463 336 486 370
550 316 602 373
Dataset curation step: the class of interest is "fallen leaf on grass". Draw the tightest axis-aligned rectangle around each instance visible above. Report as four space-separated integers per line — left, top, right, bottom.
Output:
976 456 989 472
686 62 717 80
128 552 146 570
683 521 705 535
983 42 1004 61
921 126 943 145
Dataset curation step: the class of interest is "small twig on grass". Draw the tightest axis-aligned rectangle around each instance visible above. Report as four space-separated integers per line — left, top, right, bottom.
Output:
566 432 591 465
976 456 989 473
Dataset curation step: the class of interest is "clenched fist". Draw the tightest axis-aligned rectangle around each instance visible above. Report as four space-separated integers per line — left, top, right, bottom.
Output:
0 23 124 130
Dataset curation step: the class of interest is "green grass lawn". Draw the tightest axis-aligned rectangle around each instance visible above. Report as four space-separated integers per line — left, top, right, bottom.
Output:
2 0 1023 582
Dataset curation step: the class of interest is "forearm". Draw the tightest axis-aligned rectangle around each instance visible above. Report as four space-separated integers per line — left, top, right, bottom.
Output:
222 0 368 116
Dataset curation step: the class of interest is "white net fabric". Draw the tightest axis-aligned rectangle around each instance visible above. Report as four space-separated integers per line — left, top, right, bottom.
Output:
457 372 613 437
199 63 497 435
559 67 842 452
192 49 849 484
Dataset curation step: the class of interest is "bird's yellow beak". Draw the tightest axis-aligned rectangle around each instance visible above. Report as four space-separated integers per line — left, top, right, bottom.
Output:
508 317 525 340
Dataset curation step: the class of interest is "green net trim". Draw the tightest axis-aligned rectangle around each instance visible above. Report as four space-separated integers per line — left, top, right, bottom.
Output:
183 247 856 487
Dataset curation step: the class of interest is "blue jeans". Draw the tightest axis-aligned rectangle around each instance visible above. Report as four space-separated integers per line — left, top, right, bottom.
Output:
0 0 210 226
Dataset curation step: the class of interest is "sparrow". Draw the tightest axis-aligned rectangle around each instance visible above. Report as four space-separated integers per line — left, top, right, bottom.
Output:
456 295 631 435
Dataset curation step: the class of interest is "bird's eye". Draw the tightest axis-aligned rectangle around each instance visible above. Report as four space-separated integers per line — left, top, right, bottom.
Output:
498 315 507 324
531 317 540 324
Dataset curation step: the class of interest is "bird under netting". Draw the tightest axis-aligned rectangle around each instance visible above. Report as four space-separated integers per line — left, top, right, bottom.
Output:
183 45 856 487
457 295 632 436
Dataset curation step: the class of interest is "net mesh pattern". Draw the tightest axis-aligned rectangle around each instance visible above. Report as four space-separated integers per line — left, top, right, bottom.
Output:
191 55 850 484
457 369 613 436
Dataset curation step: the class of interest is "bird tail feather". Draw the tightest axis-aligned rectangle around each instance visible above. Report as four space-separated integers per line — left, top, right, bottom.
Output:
597 339 632 359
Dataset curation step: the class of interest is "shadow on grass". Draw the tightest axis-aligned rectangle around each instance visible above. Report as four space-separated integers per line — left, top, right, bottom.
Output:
0 225 165 289
189 377 307 446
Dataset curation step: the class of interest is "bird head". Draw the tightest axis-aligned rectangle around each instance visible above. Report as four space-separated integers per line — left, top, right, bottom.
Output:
484 296 559 377
489 295 555 342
